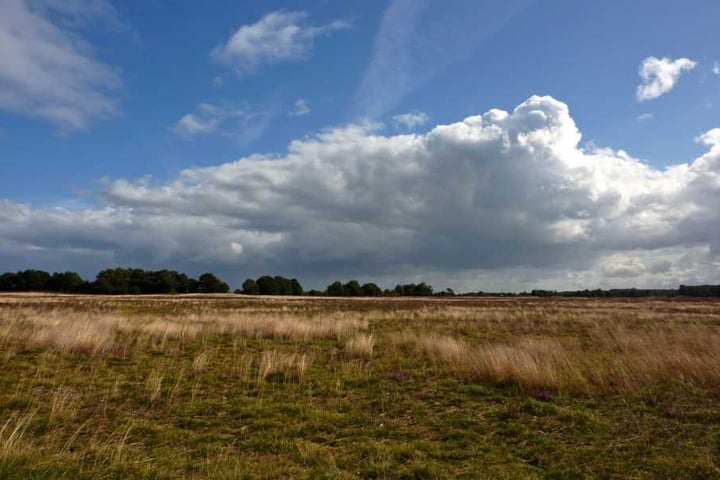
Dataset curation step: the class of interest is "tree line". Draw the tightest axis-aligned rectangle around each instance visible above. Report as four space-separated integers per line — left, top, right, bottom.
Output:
2 268 720 298
0 269 229 294
0 269 441 297
237 277 438 297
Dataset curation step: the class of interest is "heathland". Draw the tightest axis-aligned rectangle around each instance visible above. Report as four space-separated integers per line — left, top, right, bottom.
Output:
1 293 720 478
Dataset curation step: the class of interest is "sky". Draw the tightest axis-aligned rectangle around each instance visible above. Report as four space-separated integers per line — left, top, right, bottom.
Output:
1 0 720 292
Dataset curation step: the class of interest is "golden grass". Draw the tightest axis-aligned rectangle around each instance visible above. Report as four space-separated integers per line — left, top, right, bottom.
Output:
258 350 312 383
192 351 209 374
0 412 34 459
343 333 375 361
0 303 369 356
2 294 720 393
393 316 720 392
145 370 163 402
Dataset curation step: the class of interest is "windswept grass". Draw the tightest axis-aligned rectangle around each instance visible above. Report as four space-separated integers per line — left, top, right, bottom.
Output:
343 333 375 361
258 350 312 383
394 317 720 392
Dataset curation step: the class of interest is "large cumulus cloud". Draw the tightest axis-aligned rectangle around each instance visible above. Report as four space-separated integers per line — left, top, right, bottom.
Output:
1 96 719 290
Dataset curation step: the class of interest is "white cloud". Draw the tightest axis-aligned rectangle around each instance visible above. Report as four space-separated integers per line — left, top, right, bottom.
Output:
636 113 654 122
636 56 697 101
713 62 720 76
212 10 349 75
0 0 121 130
392 111 429 130
288 98 311 117
3 96 720 290
173 102 276 143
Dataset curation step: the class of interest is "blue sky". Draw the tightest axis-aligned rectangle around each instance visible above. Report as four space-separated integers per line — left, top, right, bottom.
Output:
1 0 720 291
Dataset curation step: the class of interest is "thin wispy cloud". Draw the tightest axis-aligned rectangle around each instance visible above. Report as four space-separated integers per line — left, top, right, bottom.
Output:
636 113 654 122
636 56 697 101
173 102 276 144
288 99 311 117
392 111 429 130
354 0 532 118
713 61 720 76
212 10 349 75
31 0 125 31
0 0 122 131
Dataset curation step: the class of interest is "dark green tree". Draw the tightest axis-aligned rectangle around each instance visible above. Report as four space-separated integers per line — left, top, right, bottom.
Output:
344 280 363 297
256 276 278 295
274 276 293 295
198 273 230 293
0 272 21 291
94 268 132 294
242 278 259 295
290 278 304 296
361 282 382 296
48 272 84 293
326 281 346 296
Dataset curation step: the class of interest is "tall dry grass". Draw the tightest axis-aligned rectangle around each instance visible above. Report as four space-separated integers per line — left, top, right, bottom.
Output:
0 412 34 459
258 350 312 383
343 333 375 361
145 370 163 402
0 303 369 355
3 294 720 394
393 316 720 392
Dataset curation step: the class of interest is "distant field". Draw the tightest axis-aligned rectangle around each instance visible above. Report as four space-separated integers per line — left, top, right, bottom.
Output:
1 293 720 479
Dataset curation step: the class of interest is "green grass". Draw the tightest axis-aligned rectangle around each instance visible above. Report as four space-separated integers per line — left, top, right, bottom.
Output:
1 294 720 478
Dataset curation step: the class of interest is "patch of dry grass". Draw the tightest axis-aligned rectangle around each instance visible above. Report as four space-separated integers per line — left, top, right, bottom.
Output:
50 387 79 423
393 316 720 392
0 302 369 356
145 370 163 402
0 412 34 460
258 350 312 383
343 333 375 361
192 351 209 374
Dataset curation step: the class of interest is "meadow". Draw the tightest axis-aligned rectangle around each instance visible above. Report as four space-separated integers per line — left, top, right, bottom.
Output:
1 293 720 479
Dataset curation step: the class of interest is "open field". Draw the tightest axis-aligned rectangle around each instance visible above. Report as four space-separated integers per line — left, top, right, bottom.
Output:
2 294 720 478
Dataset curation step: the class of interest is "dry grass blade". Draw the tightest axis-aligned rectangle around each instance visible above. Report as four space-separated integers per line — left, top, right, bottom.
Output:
146 370 163 402
0 412 35 458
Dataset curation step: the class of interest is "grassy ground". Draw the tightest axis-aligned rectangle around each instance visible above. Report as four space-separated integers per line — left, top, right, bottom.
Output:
1 293 720 479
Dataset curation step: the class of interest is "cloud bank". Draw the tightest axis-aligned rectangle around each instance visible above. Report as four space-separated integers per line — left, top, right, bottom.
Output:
636 56 697 101
2 96 720 290
212 10 349 75
0 0 121 130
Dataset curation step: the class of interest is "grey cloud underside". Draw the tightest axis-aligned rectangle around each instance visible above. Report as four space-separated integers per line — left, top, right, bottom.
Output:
2 96 720 289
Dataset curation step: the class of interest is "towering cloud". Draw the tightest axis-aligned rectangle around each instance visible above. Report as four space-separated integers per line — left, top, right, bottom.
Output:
1 96 719 289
